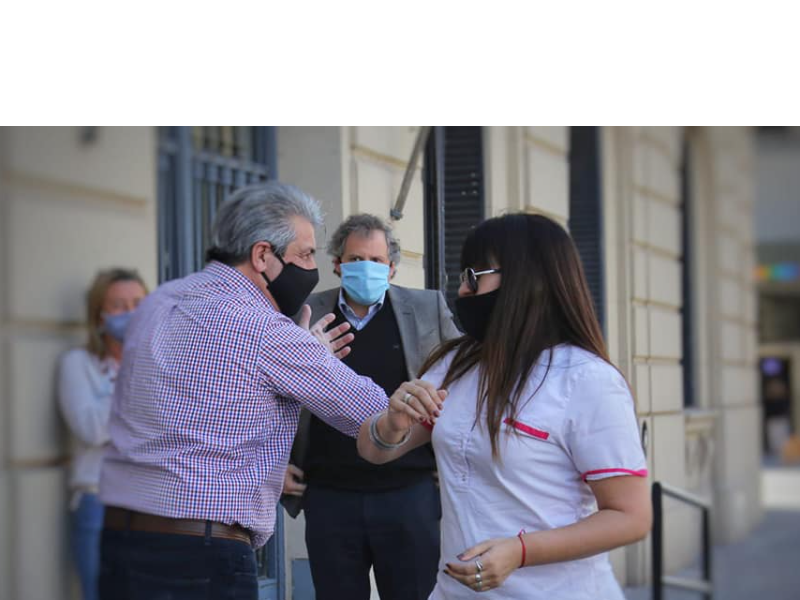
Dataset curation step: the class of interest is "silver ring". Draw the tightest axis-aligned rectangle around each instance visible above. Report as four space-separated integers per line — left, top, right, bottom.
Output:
475 559 484 573
402 392 413 404
475 572 482 583
475 580 483 591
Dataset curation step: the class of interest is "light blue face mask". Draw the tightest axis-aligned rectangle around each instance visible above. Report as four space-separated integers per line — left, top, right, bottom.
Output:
101 310 135 342
340 261 391 306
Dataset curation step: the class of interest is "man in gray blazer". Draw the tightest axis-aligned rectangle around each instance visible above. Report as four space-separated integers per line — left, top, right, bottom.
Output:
282 214 460 600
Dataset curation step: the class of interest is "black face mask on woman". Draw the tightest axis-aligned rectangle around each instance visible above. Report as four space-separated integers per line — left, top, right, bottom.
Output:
455 289 500 342
261 251 319 316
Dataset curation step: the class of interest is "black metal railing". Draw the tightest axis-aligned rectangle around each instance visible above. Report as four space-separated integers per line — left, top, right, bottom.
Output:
652 481 713 600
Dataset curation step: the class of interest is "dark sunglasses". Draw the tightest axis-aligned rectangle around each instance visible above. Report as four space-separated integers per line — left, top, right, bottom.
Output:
459 267 502 293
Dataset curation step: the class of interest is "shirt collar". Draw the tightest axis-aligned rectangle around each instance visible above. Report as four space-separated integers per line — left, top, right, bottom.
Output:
337 287 386 319
205 261 276 311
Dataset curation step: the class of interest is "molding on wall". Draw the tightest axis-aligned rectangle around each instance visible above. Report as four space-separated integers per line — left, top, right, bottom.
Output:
521 132 568 158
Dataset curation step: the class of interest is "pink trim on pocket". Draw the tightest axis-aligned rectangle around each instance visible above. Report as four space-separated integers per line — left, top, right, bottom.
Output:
581 468 649 482
503 418 549 440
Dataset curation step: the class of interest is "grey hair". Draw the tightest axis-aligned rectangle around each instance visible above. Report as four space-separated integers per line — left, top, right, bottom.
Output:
326 213 401 264
207 181 323 265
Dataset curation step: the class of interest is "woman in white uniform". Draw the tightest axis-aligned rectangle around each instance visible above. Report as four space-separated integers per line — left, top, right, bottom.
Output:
357 213 651 599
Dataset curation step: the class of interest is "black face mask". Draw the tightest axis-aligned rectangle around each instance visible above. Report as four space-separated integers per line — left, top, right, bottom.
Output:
455 289 500 342
261 252 319 316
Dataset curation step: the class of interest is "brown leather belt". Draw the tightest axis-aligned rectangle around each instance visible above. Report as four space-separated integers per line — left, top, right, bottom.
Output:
104 506 252 547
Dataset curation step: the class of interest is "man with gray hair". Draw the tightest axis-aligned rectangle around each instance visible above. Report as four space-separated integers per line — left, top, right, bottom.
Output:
282 213 460 600
97 184 444 600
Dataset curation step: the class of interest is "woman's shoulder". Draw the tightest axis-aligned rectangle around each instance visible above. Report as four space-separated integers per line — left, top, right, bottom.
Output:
546 345 627 394
60 347 99 370
550 345 618 375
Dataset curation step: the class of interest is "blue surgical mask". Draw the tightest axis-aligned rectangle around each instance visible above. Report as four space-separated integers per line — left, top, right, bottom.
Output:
340 261 391 306
101 310 135 342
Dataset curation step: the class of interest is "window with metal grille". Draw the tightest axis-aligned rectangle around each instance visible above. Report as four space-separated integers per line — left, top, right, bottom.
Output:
157 126 276 281
568 126 606 334
423 126 485 311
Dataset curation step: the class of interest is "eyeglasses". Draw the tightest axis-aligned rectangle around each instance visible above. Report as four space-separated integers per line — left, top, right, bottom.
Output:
459 267 502 293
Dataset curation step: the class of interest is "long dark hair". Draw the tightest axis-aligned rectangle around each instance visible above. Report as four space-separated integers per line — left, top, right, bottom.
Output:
420 213 610 458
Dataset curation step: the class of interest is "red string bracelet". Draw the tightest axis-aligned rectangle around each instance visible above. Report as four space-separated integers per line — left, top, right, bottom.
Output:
517 530 526 568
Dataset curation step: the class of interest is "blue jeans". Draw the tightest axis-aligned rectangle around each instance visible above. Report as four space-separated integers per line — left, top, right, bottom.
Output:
99 526 258 600
71 493 105 600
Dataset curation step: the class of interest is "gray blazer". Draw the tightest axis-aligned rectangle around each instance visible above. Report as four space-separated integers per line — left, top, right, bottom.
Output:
281 284 461 517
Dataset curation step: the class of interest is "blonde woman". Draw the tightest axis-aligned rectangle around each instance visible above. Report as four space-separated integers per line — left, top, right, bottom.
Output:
58 269 147 600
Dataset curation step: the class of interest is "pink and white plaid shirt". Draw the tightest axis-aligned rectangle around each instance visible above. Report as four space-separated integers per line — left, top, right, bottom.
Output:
99 261 388 547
